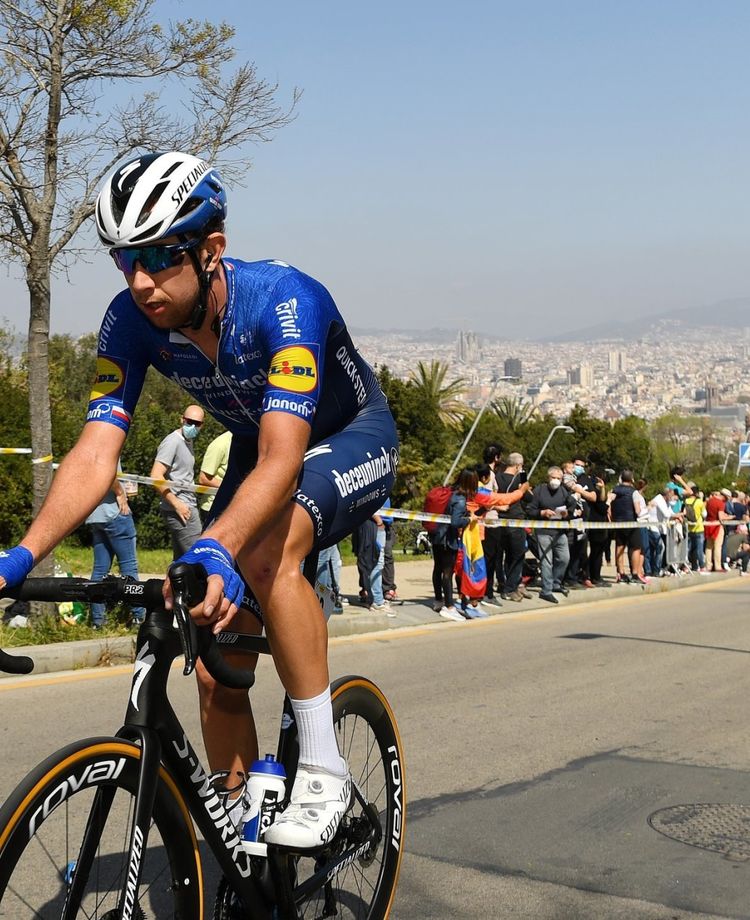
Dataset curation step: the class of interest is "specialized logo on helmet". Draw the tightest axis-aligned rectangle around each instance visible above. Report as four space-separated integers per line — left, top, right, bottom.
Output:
267 346 317 393
171 161 209 207
90 357 126 400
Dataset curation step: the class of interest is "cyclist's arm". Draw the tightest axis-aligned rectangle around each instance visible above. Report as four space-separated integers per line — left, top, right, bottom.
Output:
14 422 125 576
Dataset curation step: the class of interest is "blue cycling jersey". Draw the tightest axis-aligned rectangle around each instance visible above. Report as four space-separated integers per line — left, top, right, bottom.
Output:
87 258 383 440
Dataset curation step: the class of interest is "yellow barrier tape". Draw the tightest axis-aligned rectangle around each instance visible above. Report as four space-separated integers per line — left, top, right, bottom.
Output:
379 507 707 531
117 472 217 496
31 454 53 465
0 448 31 454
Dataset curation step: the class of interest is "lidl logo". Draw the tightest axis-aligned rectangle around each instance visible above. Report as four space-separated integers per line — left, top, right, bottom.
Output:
90 357 125 400
267 346 317 393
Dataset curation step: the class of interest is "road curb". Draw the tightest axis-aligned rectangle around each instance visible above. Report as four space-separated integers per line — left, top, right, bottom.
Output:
0 571 743 679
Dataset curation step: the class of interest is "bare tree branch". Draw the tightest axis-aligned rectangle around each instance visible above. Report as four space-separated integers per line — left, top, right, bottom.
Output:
0 0 300 525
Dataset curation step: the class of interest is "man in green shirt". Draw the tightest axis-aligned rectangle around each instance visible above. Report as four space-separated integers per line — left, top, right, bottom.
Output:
198 430 233 525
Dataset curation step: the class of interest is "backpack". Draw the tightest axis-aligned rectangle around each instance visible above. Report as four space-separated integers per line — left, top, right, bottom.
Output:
684 497 697 524
422 485 452 533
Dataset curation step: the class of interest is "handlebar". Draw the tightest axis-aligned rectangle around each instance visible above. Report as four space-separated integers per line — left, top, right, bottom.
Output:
0 567 263 689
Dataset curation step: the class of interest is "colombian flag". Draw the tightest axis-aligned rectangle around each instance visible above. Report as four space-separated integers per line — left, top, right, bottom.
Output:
455 519 487 599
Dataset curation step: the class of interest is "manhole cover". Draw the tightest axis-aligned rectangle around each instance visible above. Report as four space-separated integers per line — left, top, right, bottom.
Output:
649 804 750 861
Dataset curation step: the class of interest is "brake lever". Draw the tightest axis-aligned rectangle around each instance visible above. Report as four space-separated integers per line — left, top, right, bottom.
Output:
168 563 206 676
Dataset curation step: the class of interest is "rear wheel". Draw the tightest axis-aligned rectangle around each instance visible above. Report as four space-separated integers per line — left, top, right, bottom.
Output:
292 677 405 920
0 737 202 919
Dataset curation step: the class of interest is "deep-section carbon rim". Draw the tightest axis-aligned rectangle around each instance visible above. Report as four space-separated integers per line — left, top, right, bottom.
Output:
0 738 202 919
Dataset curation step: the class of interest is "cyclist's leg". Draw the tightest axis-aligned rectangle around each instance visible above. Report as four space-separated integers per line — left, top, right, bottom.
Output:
196 608 262 778
195 463 264 787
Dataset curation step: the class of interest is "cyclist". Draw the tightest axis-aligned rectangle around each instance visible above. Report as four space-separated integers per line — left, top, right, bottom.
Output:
0 151 398 850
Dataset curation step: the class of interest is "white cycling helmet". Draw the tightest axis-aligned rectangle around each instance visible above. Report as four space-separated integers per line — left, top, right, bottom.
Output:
95 151 227 247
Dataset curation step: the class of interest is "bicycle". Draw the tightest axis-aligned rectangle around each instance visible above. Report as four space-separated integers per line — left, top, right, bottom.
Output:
0 563 406 919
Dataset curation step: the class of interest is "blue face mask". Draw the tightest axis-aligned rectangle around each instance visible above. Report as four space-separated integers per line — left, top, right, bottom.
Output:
573 464 585 476
182 423 200 440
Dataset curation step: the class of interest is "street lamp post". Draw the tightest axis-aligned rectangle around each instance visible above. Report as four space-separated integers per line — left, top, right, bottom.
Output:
527 425 575 480
736 430 750 475
443 376 515 486
723 450 737 475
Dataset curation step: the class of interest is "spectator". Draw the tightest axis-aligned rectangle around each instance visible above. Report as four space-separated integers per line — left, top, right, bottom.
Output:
352 513 392 613
634 478 650 579
198 429 232 525
85 471 146 628
646 487 679 577
564 457 598 588
431 468 481 621
705 489 733 572
316 544 345 614
610 470 647 585
729 490 749 523
666 466 694 500
479 443 504 602
683 484 706 572
493 452 532 603
586 469 612 586
730 539 750 574
380 499 398 602
150 405 204 559
527 466 578 604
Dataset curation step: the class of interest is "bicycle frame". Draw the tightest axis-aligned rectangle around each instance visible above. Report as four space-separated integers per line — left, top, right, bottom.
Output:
64 608 291 920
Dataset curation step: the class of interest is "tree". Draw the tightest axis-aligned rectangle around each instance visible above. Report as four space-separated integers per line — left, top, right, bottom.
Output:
0 0 298 569
407 360 468 428
492 395 536 434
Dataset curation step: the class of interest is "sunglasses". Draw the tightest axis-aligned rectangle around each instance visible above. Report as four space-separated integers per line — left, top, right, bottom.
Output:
183 417 203 427
110 239 199 274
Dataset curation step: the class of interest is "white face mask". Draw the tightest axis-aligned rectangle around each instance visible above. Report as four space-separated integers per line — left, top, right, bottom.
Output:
548 478 561 490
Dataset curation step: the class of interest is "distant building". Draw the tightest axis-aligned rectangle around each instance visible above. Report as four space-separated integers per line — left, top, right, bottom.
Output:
608 350 628 373
567 364 594 388
455 330 482 365
504 357 522 380
705 385 720 411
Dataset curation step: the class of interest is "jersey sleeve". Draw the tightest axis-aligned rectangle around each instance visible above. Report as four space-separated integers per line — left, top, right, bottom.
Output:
258 271 339 425
86 295 150 433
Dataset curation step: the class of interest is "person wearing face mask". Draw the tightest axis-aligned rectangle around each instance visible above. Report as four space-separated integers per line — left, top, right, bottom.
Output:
527 466 579 603
150 404 205 558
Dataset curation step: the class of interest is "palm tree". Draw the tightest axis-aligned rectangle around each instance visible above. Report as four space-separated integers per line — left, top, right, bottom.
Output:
492 395 536 434
408 360 467 428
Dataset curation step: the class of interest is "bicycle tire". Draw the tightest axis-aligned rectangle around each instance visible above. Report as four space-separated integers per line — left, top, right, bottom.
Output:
0 737 203 919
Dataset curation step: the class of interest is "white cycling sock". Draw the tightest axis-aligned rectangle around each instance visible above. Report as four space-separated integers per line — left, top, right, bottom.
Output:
290 687 347 776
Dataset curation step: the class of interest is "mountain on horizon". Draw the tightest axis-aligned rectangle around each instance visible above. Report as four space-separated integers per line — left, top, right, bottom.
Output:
355 297 750 344
538 297 750 343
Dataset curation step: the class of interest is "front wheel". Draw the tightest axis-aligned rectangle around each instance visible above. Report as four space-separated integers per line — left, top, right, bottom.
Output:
0 737 203 919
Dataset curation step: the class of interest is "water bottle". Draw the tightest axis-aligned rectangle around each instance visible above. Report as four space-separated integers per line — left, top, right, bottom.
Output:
241 754 287 856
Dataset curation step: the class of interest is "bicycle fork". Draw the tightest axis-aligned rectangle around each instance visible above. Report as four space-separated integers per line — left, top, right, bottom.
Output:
60 726 162 920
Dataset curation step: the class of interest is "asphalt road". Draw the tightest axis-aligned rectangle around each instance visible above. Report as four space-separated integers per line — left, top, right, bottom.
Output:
0 576 748 918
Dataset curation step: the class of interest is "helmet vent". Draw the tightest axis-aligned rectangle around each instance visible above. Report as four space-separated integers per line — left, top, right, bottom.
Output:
136 181 171 227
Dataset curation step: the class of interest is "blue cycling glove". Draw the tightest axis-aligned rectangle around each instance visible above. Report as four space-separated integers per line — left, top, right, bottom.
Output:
173 538 245 610
0 546 34 587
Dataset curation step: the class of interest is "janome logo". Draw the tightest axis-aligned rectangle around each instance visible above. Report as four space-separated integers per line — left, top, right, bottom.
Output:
267 346 317 393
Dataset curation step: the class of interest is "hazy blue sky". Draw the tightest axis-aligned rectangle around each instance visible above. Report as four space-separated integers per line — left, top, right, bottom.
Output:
3 0 750 339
